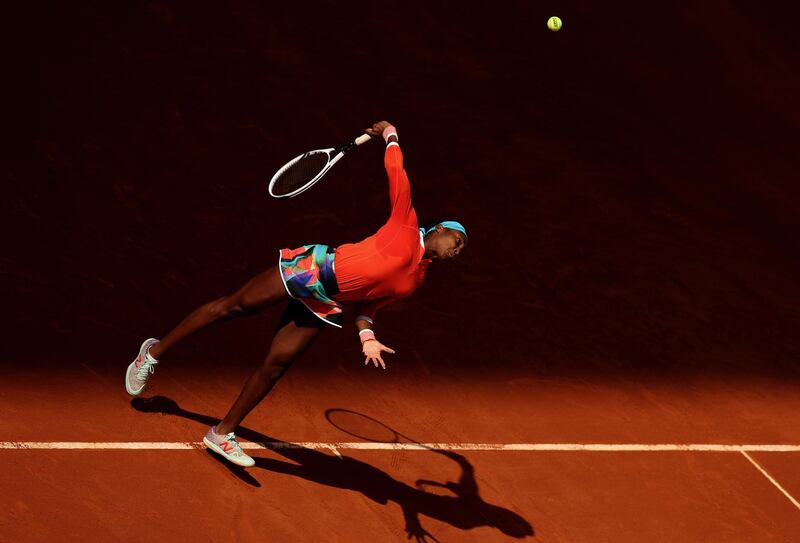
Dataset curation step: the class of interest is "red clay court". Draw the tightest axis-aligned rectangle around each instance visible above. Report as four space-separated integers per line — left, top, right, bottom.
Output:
4 2 800 541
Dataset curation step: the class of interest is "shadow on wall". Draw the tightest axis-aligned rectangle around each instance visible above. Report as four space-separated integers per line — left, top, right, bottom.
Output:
131 396 534 541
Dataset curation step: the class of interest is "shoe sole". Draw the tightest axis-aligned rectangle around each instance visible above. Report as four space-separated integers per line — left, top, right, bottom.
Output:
203 437 256 467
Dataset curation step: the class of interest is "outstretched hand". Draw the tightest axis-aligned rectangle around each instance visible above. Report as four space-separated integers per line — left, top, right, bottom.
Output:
363 339 395 369
365 121 393 138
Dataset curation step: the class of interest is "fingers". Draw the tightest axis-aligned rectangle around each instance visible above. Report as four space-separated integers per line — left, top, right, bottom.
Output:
363 353 386 369
363 356 382 368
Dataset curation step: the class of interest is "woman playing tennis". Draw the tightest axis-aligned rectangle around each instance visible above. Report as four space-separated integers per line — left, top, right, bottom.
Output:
125 121 468 467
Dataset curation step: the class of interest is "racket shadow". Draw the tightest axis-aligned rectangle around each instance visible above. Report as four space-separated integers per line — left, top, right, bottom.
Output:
131 396 534 540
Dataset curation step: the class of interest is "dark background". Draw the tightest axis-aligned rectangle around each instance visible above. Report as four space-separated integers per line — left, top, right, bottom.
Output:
4 1 799 380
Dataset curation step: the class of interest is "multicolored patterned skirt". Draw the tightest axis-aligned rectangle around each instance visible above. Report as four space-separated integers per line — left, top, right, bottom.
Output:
278 244 343 328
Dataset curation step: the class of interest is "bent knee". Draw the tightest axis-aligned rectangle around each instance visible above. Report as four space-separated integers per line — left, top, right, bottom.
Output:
209 296 255 320
262 352 295 377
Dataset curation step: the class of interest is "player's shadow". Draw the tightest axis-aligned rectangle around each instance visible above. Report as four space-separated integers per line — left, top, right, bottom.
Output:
131 395 534 541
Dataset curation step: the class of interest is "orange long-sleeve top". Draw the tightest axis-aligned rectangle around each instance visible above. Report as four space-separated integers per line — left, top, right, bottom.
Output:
332 143 431 322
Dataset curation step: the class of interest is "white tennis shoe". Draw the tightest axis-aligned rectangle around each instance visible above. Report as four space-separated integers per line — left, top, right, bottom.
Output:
125 338 160 396
203 426 256 467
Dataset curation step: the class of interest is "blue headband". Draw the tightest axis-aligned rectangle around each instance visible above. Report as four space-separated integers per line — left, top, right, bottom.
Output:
419 221 468 239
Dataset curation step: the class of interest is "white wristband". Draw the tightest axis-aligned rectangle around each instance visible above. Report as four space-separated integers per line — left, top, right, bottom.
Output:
382 125 398 143
359 329 376 344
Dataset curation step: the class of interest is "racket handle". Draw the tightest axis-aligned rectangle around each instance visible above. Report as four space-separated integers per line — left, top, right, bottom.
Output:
355 133 372 146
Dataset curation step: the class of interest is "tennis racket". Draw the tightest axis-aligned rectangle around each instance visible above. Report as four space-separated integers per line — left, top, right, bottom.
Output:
268 133 373 198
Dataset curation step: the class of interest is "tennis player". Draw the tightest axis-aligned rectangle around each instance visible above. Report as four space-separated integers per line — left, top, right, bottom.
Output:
125 121 467 467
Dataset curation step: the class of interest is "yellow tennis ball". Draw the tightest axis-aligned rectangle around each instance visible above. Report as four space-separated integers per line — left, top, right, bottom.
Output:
547 16 562 32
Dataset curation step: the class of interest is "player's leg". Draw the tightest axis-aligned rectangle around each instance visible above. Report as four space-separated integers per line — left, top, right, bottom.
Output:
151 266 288 359
204 301 324 466
216 301 323 434
126 266 288 396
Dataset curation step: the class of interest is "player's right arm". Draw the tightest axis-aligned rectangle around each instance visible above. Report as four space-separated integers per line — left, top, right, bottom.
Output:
365 121 412 222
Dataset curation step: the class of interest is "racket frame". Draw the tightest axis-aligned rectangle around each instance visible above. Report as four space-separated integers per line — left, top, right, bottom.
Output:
268 133 372 198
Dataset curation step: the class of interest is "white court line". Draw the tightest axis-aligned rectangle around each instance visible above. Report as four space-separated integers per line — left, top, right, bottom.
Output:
740 450 800 511
6 442 797 511
2 442 800 451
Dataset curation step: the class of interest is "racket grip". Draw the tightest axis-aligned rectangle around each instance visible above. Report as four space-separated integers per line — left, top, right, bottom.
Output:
355 133 372 146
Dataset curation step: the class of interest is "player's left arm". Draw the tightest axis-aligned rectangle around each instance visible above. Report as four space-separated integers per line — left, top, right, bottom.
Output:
355 298 397 369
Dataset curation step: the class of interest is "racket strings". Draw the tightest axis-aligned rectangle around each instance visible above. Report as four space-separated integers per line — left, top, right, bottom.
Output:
272 152 330 196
